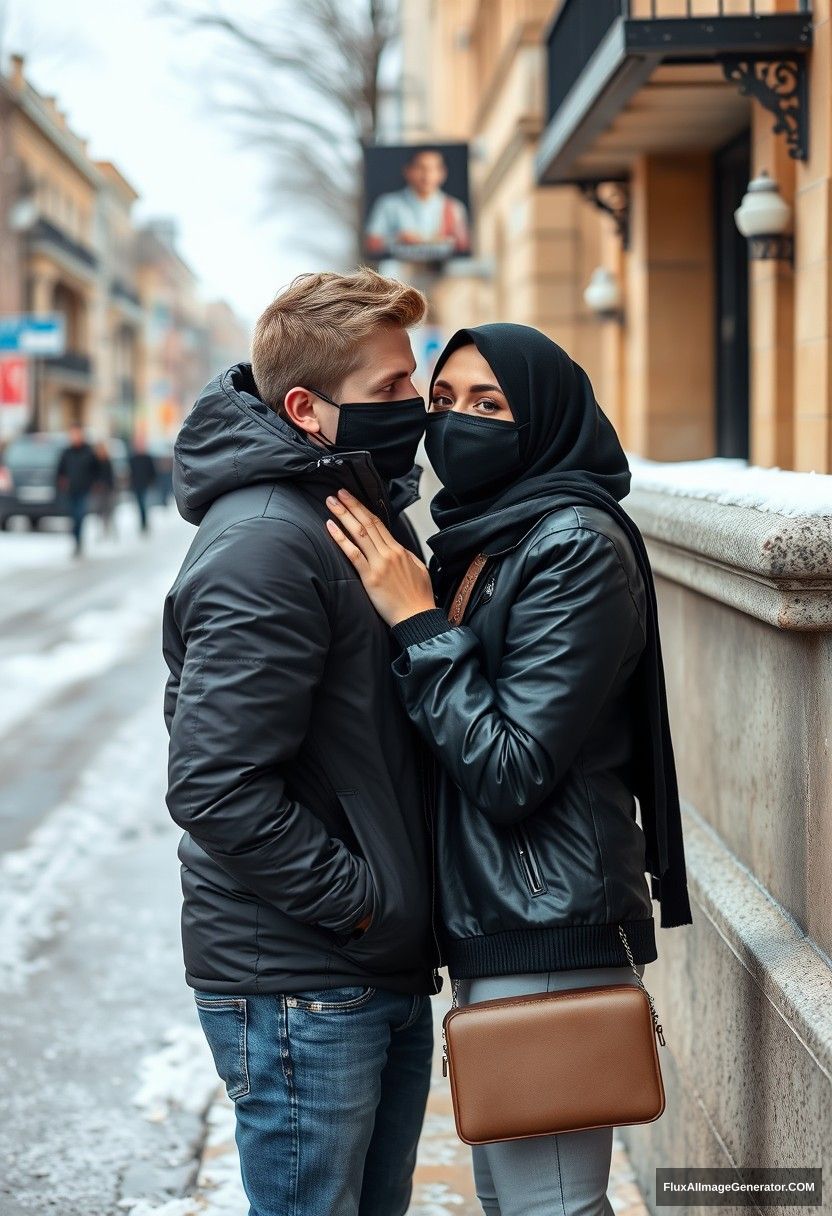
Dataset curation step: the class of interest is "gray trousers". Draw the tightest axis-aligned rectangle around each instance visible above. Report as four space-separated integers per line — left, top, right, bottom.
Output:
454 963 647 1216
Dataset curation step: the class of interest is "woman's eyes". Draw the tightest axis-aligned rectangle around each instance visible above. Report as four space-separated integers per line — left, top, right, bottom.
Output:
429 395 502 412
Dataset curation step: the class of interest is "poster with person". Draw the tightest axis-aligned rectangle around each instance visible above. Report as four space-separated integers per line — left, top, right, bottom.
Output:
363 143 471 263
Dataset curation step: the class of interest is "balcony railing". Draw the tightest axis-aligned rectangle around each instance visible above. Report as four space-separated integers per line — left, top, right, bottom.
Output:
546 0 812 123
29 218 97 272
43 351 93 378
538 0 813 182
548 0 622 121
110 278 142 309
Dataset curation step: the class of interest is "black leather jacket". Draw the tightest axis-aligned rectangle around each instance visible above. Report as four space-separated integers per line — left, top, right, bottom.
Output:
163 363 439 996
391 505 658 978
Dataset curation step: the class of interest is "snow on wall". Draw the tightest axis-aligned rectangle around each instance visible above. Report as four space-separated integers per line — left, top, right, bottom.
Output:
625 454 832 518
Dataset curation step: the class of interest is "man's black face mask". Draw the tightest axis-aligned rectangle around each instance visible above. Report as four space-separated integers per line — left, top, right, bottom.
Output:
311 388 427 481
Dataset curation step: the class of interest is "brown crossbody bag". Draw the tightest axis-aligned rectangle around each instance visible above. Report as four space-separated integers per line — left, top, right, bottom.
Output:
440 553 668 1146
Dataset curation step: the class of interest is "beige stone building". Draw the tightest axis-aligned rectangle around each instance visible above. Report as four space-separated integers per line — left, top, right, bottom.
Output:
95 161 143 441
400 1 831 1205
135 219 210 445
401 0 829 472
1 54 101 432
0 55 249 444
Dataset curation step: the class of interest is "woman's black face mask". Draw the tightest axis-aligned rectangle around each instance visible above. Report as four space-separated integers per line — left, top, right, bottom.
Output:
425 409 527 500
312 388 427 481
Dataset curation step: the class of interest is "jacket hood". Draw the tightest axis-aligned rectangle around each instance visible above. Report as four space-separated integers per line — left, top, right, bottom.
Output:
173 362 332 524
174 362 424 526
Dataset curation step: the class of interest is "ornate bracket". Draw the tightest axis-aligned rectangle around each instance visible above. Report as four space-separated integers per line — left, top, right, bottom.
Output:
720 56 808 161
576 179 630 250
748 233 794 264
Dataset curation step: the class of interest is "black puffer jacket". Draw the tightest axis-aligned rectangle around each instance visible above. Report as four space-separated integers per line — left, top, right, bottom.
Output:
163 363 439 996
391 504 658 978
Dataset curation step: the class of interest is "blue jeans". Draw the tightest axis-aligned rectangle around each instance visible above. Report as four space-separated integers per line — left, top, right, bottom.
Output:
67 492 88 551
193 985 433 1216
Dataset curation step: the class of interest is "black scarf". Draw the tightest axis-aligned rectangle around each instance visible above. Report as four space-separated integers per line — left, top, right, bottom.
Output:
426 323 693 929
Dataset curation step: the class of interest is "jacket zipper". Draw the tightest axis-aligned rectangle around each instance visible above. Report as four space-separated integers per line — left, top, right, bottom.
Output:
419 744 444 993
513 824 546 896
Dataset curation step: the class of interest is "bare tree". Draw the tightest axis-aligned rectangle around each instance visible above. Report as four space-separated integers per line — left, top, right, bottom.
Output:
159 0 400 266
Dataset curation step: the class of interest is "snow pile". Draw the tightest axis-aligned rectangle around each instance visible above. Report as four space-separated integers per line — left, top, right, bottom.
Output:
121 1096 245 1216
134 1025 219 1124
0 700 168 989
119 1200 193 1216
185 1099 247 1216
626 454 832 517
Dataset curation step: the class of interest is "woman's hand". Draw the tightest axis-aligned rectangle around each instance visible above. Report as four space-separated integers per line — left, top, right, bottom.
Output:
325 489 436 627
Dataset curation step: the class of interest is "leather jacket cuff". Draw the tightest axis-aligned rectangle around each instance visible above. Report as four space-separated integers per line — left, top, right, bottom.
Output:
391 608 454 649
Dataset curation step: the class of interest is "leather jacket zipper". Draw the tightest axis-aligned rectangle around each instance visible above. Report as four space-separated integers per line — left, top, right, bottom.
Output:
513 824 546 896
420 745 444 993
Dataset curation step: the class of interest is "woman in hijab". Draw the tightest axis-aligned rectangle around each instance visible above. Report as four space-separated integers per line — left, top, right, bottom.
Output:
325 323 692 1216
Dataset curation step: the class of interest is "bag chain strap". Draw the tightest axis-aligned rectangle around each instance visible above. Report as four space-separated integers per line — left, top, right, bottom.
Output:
445 925 666 1054
617 925 666 1046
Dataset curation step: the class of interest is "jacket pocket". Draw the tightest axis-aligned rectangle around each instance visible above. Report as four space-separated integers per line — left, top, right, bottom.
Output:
511 823 548 897
331 791 426 965
193 993 250 1100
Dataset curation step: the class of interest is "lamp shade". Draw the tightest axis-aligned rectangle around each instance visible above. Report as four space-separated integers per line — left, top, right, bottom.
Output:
734 171 791 238
583 267 622 314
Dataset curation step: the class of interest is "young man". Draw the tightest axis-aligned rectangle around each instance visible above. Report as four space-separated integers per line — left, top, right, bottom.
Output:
162 269 441 1216
56 423 100 557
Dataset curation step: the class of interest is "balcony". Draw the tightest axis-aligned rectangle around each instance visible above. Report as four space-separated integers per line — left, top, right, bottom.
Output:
29 218 98 280
536 0 812 184
110 278 142 309
42 350 94 387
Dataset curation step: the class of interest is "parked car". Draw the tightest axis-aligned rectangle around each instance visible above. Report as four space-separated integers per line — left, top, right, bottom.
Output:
0 432 129 530
0 432 68 530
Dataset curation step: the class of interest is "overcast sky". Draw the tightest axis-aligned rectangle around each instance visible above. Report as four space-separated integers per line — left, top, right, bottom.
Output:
1 0 337 331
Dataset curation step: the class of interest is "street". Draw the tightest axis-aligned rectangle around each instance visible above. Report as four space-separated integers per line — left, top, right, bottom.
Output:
0 497 647 1216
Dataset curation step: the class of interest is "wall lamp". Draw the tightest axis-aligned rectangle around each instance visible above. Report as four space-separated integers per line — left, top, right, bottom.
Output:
734 171 793 263
583 267 624 323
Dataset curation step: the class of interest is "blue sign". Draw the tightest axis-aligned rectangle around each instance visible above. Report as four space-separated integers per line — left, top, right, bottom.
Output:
0 314 66 356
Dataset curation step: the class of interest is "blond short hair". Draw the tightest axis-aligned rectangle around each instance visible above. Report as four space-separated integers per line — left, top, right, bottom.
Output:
251 267 427 412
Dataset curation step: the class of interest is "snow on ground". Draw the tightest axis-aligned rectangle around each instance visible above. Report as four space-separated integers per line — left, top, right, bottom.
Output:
120 1094 244 1216
0 499 178 575
134 1026 219 1125
626 453 832 516
0 507 188 737
0 699 170 989
0 589 174 736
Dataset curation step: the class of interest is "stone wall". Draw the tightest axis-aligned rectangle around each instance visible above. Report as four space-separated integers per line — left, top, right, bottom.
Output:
620 473 832 1215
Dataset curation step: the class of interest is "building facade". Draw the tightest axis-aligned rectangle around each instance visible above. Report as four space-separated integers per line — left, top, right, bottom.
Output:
1 54 101 433
135 219 211 445
401 0 828 472
0 55 250 443
399 1 832 1204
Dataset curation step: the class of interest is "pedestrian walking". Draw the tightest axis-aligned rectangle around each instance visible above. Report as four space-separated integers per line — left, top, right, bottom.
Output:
93 440 118 538
128 440 158 533
163 269 442 1216
56 423 100 557
326 322 693 1216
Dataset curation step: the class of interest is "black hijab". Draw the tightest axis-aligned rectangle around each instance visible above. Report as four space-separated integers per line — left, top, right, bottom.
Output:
427 323 693 930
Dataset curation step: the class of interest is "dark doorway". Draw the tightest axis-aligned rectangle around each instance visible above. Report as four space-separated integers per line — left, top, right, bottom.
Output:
713 129 751 459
